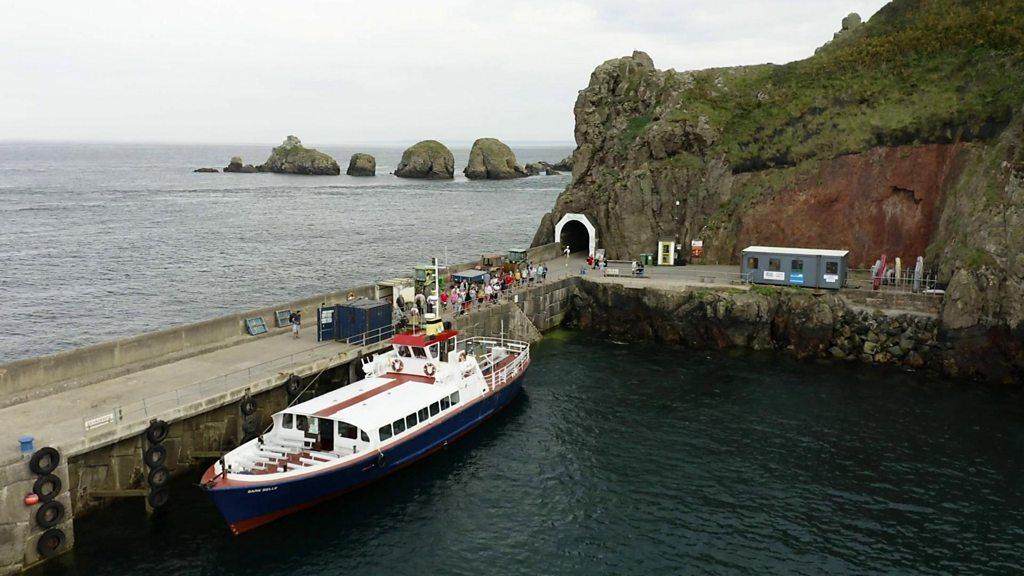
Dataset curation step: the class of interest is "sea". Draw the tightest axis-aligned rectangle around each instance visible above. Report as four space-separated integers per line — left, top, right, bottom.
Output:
5 143 1023 576
33 331 1024 576
0 141 571 362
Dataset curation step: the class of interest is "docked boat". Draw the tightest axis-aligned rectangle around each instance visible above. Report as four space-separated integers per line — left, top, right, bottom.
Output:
201 326 530 534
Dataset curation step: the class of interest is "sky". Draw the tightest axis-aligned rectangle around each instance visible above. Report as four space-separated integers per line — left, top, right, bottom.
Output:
0 0 890 145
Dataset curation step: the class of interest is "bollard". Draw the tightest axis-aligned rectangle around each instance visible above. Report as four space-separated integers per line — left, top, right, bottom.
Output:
19 435 35 454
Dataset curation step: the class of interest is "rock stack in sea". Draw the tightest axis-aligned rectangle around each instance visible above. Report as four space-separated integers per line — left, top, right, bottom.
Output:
463 138 528 180
394 140 455 179
346 153 376 176
258 135 340 175
193 167 219 173
223 156 258 173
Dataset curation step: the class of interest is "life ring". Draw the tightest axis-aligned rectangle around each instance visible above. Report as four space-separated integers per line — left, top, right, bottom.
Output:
458 350 467 362
29 447 60 476
35 500 65 529
391 358 404 372
144 444 167 469
36 528 66 558
32 474 62 503
424 363 436 377
146 420 169 444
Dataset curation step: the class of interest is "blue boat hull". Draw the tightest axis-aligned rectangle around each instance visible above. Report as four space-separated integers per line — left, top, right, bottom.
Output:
203 373 525 534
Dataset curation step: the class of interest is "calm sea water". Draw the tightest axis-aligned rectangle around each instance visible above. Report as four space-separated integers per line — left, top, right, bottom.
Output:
0 142 571 362
35 331 1024 576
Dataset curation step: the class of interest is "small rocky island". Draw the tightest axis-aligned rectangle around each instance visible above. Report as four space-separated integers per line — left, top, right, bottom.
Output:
464 138 528 179
346 153 376 176
395 140 455 179
223 156 258 173
258 135 340 175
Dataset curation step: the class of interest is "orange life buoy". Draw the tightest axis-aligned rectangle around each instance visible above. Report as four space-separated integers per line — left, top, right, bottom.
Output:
424 363 436 377
458 350 467 362
391 358 404 372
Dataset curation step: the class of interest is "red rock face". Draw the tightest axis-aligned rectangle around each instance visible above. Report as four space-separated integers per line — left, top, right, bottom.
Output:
733 144 968 267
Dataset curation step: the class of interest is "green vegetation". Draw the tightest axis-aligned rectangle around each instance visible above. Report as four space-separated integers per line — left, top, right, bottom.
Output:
620 114 653 145
663 0 1024 172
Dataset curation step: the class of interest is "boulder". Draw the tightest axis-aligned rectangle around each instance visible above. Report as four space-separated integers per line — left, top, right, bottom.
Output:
224 156 258 173
193 167 219 173
464 138 528 180
347 153 376 176
395 140 455 179
258 135 340 175
550 155 573 171
524 162 550 176
545 168 561 176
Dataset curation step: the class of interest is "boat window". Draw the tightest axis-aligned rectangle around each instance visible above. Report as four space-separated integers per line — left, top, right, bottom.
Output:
379 424 393 441
282 414 293 429
393 418 406 434
406 413 417 428
428 344 439 359
418 407 429 421
791 259 804 271
440 397 451 411
768 258 781 272
337 421 358 440
413 347 427 359
397 345 412 358
450 391 460 405
296 415 309 432
747 257 759 269
429 402 440 416
361 430 369 442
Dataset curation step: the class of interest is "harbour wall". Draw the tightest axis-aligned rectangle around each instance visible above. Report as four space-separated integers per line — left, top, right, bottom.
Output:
568 280 947 371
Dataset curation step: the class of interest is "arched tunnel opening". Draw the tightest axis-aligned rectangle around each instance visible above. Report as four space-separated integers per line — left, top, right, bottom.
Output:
560 220 591 254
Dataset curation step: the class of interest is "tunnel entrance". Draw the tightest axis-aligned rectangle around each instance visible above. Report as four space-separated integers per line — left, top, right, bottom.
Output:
554 213 596 255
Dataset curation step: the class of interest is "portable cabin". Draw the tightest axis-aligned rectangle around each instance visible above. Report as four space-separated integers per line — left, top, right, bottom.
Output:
741 246 849 289
451 269 488 285
508 249 528 264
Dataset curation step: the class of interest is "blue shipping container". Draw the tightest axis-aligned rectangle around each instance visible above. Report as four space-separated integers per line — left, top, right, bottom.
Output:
337 299 394 344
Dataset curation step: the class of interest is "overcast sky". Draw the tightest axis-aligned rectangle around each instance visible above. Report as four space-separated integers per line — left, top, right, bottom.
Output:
0 0 889 145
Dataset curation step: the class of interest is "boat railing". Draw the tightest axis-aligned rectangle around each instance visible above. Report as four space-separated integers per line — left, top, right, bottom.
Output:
456 336 529 390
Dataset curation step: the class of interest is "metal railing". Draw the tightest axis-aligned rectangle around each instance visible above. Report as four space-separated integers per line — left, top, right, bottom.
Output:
846 268 941 293
456 336 530 390
74 322 401 437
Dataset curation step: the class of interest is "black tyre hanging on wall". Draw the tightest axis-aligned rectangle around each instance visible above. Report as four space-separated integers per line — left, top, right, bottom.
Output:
241 413 258 435
29 447 61 476
146 419 169 444
36 528 66 558
147 487 170 509
35 500 65 529
32 474 62 503
240 396 257 416
143 444 167 469
285 374 302 397
147 466 170 489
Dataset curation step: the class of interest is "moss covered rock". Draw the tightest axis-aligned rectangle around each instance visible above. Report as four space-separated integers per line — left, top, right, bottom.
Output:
259 136 340 175
346 153 376 176
395 140 454 179
224 156 258 173
464 138 528 180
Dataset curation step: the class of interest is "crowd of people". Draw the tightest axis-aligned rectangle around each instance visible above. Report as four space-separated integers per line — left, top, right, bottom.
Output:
399 261 550 322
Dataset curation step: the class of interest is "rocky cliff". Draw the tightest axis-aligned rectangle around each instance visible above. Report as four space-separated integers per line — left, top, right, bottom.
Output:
534 0 1024 382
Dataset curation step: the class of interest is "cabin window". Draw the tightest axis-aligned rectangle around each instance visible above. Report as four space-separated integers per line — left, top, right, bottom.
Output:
406 413 418 428
791 259 804 271
282 414 293 429
413 347 427 359
393 418 406 434
826 261 839 274
398 345 412 358
418 407 429 421
337 421 358 440
429 402 440 416
440 397 451 411
450 391 460 405
428 344 439 359
747 257 759 269
379 424 393 441
360 430 369 442
296 415 309 432
768 258 781 272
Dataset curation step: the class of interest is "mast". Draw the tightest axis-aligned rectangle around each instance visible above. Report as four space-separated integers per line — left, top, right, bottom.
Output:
433 256 440 316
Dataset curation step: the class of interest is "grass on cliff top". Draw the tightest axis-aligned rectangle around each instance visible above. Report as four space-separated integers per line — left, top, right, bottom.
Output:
666 0 1024 172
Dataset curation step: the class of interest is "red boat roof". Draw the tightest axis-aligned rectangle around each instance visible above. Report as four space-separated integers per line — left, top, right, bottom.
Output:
390 329 459 347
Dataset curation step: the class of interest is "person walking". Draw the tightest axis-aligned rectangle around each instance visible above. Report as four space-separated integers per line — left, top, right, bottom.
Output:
289 309 302 339
564 245 571 267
